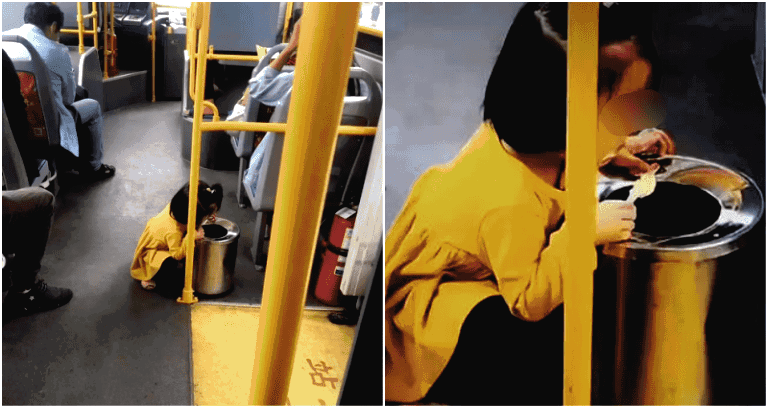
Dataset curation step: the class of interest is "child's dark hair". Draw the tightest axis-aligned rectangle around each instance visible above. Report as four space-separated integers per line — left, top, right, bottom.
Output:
483 2 658 154
169 181 224 228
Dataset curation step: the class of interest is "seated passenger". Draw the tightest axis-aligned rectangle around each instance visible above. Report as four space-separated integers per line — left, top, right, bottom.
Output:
3 187 73 321
247 17 301 107
13 2 115 181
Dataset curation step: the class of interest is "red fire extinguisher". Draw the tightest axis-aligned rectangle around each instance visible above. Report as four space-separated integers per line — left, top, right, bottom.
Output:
315 207 357 306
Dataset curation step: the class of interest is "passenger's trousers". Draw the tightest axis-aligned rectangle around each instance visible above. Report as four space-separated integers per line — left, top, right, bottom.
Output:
2 187 55 291
69 98 104 171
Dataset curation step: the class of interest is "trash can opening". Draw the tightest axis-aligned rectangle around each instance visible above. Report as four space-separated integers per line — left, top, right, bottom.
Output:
203 224 229 239
606 181 721 237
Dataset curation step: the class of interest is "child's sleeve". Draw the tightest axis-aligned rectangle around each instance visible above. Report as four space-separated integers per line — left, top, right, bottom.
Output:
166 229 188 260
478 204 596 322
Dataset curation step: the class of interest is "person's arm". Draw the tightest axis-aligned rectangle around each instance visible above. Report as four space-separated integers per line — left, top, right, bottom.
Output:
270 18 301 71
479 205 572 322
600 128 676 176
166 229 188 261
52 44 76 106
479 201 633 321
248 66 294 106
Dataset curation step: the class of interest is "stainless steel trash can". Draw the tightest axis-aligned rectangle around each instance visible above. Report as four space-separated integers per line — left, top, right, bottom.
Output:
594 155 764 405
193 217 240 295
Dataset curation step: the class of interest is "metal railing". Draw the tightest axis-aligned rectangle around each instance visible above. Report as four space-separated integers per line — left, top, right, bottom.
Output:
58 2 99 55
564 3 598 405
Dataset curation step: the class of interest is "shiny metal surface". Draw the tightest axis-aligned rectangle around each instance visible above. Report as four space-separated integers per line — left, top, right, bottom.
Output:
193 217 240 295
599 155 764 262
594 155 764 405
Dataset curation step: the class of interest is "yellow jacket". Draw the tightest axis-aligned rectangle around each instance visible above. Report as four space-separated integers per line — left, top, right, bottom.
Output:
386 122 588 403
131 204 188 281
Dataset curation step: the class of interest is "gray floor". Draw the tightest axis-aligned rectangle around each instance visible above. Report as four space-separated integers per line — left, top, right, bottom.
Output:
2 100 331 405
385 3 764 405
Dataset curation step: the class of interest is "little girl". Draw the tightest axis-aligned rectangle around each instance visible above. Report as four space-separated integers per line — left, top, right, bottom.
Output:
131 181 223 297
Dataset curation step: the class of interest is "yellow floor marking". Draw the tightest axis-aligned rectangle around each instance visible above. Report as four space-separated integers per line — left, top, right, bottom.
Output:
191 303 355 406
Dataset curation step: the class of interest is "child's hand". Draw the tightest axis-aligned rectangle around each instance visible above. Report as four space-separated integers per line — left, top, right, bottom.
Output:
196 227 205 240
596 200 636 245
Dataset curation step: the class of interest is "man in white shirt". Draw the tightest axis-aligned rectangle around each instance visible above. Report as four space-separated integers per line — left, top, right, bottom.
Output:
10 2 115 181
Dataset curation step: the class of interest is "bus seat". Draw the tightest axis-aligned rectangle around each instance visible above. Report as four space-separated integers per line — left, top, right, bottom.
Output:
244 66 382 265
1 36 61 150
2 104 30 190
230 43 289 207
68 46 105 109
2 35 60 190
2 104 55 192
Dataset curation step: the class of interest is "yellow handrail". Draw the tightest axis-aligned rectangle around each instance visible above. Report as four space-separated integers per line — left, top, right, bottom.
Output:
187 4 198 100
65 2 98 55
357 25 382 38
563 3 598 406
205 51 262 63
249 3 362 404
91 1 98 50
150 2 157 102
76 2 84 54
103 3 108 79
110 3 115 68
282 2 293 43
178 1 211 306
200 121 376 136
156 4 187 9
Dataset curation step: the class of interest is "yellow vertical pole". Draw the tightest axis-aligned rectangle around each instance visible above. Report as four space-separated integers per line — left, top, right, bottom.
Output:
249 3 361 405
76 2 85 55
177 1 209 305
91 2 98 50
103 3 108 79
151 2 157 102
282 2 294 43
564 3 599 406
111 3 116 67
187 4 198 102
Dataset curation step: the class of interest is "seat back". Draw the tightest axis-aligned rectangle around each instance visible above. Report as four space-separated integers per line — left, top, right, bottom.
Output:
68 46 105 108
1 35 61 150
2 104 30 190
245 65 383 212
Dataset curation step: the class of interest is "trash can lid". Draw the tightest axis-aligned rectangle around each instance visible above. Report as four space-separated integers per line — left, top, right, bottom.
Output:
599 155 764 262
202 217 240 241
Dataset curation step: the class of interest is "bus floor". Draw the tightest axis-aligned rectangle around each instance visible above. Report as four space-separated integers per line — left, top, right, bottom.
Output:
2 101 349 405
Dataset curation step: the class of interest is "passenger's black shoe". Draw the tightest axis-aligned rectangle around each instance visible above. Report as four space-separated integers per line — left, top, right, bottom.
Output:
327 311 359 326
3 279 73 319
83 163 116 181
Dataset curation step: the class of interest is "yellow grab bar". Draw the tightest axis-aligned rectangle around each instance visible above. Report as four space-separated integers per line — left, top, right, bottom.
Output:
178 1 214 305
249 2 362 405
151 2 157 102
200 121 376 136
357 25 382 38
282 2 294 43
563 3 599 406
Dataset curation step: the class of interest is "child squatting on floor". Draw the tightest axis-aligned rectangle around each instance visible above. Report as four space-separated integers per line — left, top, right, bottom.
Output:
130 181 223 298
